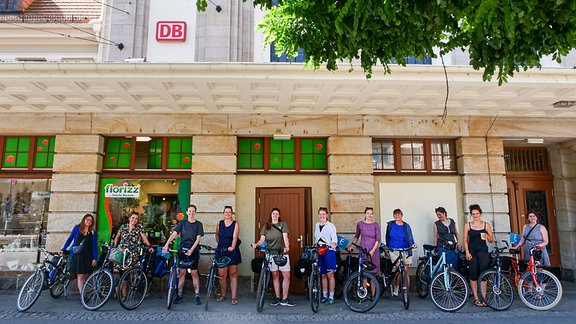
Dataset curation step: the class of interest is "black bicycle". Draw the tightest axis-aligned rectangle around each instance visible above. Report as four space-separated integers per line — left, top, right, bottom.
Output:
200 244 230 311
306 245 323 313
116 246 155 310
380 245 415 309
255 246 285 313
343 243 381 313
17 248 71 312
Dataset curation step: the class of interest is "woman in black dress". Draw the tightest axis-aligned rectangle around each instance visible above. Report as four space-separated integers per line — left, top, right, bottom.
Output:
61 213 98 293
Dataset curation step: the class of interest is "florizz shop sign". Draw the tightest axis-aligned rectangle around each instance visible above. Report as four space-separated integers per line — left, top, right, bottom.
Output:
104 183 141 198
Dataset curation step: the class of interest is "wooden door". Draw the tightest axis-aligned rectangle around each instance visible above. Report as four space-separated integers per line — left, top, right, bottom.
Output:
507 177 560 268
256 187 311 294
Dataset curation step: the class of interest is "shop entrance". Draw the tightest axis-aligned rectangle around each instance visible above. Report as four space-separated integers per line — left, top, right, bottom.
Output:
98 178 189 245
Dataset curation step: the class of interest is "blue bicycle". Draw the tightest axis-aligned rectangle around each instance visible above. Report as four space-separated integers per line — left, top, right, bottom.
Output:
343 243 381 313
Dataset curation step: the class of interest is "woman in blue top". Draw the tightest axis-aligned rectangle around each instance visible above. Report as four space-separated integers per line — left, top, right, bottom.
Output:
216 206 242 305
385 208 417 296
61 213 98 293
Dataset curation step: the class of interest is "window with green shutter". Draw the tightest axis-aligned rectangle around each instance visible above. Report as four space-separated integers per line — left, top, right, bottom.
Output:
104 138 133 169
34 137 55 168
300 139 326 170
270 139 295 169
2 136 55 170
238 138 264 169
167 138 192 169
104 137 192 171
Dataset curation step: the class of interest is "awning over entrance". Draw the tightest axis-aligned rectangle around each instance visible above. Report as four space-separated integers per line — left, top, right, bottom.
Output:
0 63 575 118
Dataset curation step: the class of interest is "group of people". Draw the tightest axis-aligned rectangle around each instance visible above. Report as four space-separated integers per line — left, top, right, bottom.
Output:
60 202 551 309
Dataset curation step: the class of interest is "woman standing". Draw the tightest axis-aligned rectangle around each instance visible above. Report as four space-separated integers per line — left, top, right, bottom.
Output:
463 204 494 307
163 204 204 305
215 206 242 305
512 211 550 266
433 207 461 267
385 208 417 296
313 207 338 305
252 208 295 307
61 213 98 293
113 212 153 264
348 207 381 297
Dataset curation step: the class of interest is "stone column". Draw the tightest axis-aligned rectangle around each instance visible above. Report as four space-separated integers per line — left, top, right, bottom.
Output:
327 136 374 240
191 135 237 247
456 137 509 236
45 135 103 251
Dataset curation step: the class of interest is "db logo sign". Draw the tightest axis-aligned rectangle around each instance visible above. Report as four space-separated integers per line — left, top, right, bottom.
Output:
156 21 187 41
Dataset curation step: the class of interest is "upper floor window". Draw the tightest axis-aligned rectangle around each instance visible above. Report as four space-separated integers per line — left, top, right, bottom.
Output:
1 136 55 170
104 137 192 171
238 137 326 172
372 139 456 174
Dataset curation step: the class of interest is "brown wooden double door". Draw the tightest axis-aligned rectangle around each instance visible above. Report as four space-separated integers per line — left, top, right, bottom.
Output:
255 187 312 294
507 177 560 268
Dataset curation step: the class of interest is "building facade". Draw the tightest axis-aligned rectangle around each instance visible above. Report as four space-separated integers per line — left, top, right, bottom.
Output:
0 0 575 283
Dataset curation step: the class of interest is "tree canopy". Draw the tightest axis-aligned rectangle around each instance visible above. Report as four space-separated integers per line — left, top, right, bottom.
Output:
197 0 576 84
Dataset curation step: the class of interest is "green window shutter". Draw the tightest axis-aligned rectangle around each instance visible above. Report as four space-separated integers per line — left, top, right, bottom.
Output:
238 138 263 169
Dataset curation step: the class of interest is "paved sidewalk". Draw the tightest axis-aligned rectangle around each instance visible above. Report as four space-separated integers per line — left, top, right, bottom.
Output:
1 279 575 323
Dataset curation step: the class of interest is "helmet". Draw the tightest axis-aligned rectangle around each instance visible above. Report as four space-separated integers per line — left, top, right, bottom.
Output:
215 256 231 268
273 255 288 267
317 246 329 256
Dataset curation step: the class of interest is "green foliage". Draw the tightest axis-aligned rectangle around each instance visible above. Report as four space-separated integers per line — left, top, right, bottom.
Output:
197 0 576 84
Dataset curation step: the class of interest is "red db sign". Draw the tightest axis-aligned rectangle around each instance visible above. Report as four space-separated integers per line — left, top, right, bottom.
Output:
156 21 187 41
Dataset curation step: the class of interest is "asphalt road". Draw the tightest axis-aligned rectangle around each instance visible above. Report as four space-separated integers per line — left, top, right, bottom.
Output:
2 279 575 323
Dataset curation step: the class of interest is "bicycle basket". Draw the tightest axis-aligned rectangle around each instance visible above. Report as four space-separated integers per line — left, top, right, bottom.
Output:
533 248 543 262
108 247 133 269
363 260 376 271
273 255 288 267
215 256 231 268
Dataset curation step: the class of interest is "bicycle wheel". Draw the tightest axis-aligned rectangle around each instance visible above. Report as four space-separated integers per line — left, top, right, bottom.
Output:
479 269 513 311
343 271 381 313
401 268 410 309
416 260 430 298
309 271 321 313
518 269 563 311
81 269 114 311
205 266 216 311
166 269 178 310
430 269 468 312
118 268 148 310
17 270 45 312
256 268 269 313
49 272 70 299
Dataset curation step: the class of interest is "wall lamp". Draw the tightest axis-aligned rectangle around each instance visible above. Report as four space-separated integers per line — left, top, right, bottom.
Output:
273 134 291 141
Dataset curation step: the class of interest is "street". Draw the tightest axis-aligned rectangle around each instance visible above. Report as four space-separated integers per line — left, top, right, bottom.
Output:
1 278 575 323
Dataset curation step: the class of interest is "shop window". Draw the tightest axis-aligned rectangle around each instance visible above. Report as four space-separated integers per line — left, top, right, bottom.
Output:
2 136 55 170
103 137 192 171
0 178 51 270
237 137 327 172
373 139 456 174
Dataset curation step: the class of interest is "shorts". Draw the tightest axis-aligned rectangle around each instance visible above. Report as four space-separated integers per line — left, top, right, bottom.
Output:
179 248 199 270
388 250 413 266
318 249 337 274
270 254 291 272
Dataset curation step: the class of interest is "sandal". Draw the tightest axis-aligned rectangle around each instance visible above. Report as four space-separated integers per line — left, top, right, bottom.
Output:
216 296 226 302
231 299 238 305
473 299 486 307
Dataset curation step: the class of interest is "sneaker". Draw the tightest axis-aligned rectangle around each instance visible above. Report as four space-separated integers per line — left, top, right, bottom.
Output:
324 298 334 305
270 297 281 306
392 285 399 297
174 295 183 304
321 297 329 304
280 298 296 307
195 296 202 305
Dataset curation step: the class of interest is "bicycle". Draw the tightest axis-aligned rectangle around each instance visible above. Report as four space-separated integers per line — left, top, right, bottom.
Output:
306 245 322 313
380 245 415 309
426 245 469 312
343 242 381 313
255 245 285 313
477 240 514 310
415 242 457 299
81 242 134 311
166 248 180 310
116 246 154 310
17 248 71 312
199 244 230 311
513 244 562 310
